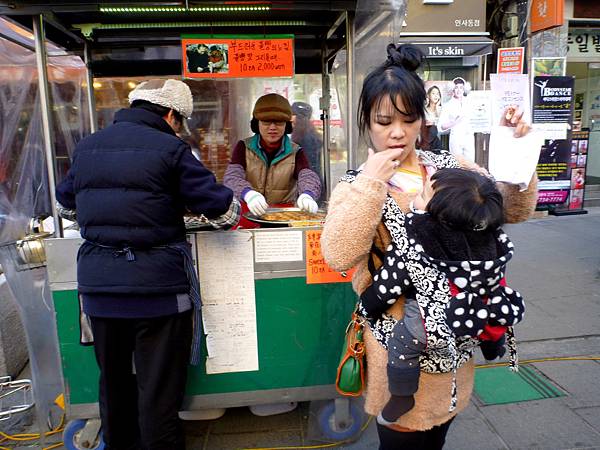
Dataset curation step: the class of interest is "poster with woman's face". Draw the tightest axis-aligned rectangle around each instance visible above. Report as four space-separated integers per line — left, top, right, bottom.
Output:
571 168 585 189
571 141 579 154
423 81 455 126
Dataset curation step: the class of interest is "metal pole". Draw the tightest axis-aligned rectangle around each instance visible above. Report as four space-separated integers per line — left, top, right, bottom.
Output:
84 42 98 133
321 47 331 201
345 11 355 171
33 14 63 238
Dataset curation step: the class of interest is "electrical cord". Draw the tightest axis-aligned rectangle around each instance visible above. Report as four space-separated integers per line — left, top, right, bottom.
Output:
0 413 64 449
240 416 373 450
476 355 600 369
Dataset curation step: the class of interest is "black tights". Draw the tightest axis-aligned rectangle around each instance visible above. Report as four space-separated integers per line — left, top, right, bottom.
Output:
376 418 454 450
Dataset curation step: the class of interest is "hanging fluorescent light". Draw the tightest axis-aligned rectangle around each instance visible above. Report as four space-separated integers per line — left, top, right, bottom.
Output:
100 5 271 13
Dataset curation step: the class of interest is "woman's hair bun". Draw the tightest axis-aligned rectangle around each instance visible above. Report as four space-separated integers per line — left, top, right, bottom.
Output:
386 43 425 72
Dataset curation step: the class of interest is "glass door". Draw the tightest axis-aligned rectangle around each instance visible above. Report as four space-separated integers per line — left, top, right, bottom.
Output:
586 63 600 185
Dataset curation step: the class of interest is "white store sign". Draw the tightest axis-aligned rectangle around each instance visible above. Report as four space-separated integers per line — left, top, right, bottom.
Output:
568 29 600 59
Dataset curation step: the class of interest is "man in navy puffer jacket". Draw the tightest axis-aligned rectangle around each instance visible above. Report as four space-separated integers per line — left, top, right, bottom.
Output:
56 79 240 450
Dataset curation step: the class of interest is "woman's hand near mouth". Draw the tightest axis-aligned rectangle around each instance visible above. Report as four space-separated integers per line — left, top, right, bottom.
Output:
362 147 405 183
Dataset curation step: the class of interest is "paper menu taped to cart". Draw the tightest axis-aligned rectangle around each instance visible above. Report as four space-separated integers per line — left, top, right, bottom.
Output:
254 230 303 263
196 231 259 374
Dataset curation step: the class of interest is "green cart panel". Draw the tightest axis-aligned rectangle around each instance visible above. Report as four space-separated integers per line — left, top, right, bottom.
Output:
53 278 356 405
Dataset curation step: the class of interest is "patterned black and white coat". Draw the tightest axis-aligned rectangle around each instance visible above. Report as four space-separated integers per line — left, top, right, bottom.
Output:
343 159 526 411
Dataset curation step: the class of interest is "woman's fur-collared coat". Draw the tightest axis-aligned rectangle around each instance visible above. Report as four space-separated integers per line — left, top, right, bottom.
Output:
321 154 537 431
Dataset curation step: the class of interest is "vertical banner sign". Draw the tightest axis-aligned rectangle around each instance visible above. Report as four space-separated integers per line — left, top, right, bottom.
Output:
497 47 525 74
305 230 354 284
532 76 575 205
531 0 564 33
182 35 294 79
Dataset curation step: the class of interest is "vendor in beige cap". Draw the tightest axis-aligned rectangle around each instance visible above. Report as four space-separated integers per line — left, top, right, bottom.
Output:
55 78 240 449
223 93 321 219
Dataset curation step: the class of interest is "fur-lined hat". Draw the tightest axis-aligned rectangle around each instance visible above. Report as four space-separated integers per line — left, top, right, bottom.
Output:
128 79 193 118
252 93 292 122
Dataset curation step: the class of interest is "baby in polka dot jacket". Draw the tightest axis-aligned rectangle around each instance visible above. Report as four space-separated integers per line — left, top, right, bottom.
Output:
359 168 525 425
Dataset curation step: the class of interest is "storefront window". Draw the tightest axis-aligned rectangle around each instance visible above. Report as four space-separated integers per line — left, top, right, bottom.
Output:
567 61 600 185
92 75 329 183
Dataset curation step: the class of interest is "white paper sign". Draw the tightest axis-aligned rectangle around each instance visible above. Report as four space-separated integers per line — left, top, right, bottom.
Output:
532 123 569 140
488 126 544 190
468 90 493 133
196 231 259 374
490 74 531 126
254 230 303 263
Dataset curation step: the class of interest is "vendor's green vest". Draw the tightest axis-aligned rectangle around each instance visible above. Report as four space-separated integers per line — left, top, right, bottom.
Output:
244 136 300 204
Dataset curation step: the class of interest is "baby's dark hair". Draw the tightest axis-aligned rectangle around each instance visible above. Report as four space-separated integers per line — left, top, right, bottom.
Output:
358 44 426 137
427 168 504 231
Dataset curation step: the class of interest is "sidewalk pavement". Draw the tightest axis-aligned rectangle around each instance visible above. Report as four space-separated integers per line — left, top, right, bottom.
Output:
6 208 600 450
182 207 600 450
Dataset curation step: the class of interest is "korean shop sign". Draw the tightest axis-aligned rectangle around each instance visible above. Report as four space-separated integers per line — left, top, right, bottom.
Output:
402 0 485 33
403 37 492 58
182 35 294 79
531 0 564 33
497 47 525 74
568 29 600 59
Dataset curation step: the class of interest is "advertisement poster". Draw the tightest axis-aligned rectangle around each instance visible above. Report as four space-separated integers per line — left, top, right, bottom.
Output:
537 139 571 181
468 90 493 133
532 76 574 124
424 80 456 129
182 35 294 79
497 47 525 74
532 58 566 77
532 76 575 206
490 73 531 125
554 130 589 212
423 80 456 151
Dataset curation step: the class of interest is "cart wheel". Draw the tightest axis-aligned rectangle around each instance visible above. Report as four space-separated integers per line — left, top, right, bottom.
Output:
317 401 362 441
63 419 106 450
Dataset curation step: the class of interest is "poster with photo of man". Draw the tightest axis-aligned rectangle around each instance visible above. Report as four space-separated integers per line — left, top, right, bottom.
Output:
185 43 229 74
438 77 476 162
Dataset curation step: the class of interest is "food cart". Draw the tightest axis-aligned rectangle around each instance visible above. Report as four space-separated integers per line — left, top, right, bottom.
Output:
0 2 407 448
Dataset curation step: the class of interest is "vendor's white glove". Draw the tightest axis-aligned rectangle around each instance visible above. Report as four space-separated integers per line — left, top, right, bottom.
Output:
244 190 269 216
296 193 319 214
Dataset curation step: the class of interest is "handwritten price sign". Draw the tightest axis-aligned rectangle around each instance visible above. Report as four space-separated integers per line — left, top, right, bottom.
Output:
305 229 355 284
182 35 294 79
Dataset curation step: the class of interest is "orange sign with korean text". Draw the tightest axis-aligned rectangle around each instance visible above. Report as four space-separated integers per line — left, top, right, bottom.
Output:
305 230 355 284
182 35 294 79
531 0 564 33
497 47 525 74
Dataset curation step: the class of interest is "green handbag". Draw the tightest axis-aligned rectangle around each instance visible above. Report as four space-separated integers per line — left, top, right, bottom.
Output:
335 311 366 397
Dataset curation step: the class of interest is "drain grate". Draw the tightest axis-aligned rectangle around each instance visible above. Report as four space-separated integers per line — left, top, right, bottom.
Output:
474 365 565 405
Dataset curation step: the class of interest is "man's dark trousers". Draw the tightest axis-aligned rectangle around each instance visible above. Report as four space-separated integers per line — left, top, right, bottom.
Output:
90 310 192 450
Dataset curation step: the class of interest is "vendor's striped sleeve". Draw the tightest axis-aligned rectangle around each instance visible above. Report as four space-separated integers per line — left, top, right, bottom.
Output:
207 197 241 230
